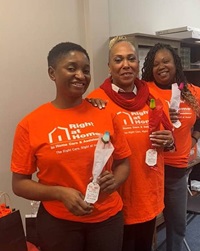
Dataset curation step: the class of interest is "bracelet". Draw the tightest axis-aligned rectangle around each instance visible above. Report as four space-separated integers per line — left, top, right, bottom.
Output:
165 141 174 148
164 140 175 151
192 135 198 143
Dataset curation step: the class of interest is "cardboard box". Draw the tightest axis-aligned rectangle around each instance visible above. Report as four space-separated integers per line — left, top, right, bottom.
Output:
156 26 200 40
157 30 200 40
156 26 200 35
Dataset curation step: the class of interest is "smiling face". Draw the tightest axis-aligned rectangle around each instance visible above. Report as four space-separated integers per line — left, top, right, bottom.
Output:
153 48 176 86
48 50 91 108
109 41 139 92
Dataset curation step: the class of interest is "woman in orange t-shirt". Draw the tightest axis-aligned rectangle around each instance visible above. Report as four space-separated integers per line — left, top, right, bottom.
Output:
11 42 131 251
88 36 174 251
142 43 200 251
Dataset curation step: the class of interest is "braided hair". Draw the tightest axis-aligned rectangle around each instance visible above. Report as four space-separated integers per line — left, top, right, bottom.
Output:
142 43 199 115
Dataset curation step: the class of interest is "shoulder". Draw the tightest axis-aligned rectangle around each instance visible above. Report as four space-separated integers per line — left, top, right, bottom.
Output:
147 81 161 96
188 83 199 90
146 81 157 89
188 83 200 97
87 88 108 99
85 100 116 118
18 103 51 126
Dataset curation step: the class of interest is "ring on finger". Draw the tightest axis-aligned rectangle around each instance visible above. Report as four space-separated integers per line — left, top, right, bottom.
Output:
163 140 168 146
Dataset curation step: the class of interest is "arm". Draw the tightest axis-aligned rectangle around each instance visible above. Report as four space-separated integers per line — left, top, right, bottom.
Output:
12 173 93 216
191 131 200 147
192 119 200 147
97 157 130 194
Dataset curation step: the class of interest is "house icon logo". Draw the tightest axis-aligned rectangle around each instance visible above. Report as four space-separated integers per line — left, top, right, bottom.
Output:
48 127 71 144
117 111 134 125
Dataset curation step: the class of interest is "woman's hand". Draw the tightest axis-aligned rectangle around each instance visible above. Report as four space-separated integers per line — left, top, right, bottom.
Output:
97 158 130 194
169 108 179 123
149 130 174 149
86 98 107 109
58 187 94 216
97 170 117 194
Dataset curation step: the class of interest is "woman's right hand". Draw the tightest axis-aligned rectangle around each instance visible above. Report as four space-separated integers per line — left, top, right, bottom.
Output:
85 98 107 109
59 187 94 216
150 130 174 149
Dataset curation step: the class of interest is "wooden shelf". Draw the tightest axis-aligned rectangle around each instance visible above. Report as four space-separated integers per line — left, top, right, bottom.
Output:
183 68 200 72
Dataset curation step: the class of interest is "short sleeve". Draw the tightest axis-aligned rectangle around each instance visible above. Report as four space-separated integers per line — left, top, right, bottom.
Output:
11 122 37 175
111 114 131 160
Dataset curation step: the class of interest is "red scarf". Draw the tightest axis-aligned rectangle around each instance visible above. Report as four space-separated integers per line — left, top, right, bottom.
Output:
100 77 149 111
100 77 173 131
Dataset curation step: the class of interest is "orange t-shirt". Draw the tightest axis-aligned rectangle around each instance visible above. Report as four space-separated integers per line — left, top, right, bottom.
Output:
147 82 200 168
11 101 131 223
88 88 170 224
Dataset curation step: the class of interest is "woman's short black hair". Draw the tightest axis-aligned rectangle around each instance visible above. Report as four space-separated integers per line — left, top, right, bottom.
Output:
47 42 90 68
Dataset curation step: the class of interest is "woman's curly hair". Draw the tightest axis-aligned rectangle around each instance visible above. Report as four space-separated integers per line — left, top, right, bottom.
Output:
141 43 199 115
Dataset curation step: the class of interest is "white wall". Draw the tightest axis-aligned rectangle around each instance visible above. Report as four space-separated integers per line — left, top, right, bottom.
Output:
83 0 110 91
109 0 200 36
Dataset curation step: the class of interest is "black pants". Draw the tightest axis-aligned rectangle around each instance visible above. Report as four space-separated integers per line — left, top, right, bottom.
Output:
122 217 156 251
163 165 187 251
36 203 123 251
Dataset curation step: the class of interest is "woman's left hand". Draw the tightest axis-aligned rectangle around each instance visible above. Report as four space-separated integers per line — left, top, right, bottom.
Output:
85 98 107 109
97 170 117 194
149 130 174 149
